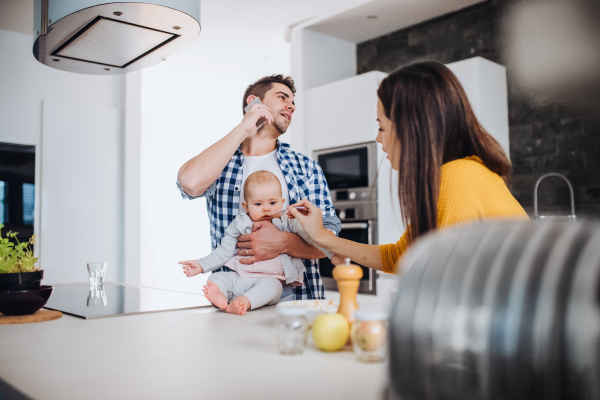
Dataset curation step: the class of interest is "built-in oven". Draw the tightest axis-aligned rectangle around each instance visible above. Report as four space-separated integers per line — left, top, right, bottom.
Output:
314 142 378 295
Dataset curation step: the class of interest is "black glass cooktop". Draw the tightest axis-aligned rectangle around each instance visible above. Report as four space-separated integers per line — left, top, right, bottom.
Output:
44 282 211 319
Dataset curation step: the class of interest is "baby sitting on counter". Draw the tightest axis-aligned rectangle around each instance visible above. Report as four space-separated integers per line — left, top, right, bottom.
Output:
179 170 341 315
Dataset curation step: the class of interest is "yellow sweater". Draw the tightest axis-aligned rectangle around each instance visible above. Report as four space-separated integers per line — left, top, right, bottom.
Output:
380 156 528 274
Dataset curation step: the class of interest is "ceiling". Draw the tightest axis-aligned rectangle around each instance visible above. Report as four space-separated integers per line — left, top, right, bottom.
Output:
0 0 486 44
307 0 486 43
0 0 369 38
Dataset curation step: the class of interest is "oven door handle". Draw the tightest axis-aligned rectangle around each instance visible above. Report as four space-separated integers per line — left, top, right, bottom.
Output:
340 221 375 293
340 222 369 229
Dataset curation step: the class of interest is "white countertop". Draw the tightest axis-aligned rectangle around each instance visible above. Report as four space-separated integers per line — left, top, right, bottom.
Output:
0 291 388 400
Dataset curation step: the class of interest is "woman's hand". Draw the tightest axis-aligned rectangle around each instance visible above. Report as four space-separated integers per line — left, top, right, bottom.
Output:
286 199 330 245
330 254 347 265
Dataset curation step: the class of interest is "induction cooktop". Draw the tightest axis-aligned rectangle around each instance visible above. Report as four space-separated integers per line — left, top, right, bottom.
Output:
44 282 211 319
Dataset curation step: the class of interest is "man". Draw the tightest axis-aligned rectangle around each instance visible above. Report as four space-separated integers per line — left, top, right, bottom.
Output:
177 75 340 301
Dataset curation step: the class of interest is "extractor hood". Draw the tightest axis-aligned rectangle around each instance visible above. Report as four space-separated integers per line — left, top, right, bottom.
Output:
33 0 201 75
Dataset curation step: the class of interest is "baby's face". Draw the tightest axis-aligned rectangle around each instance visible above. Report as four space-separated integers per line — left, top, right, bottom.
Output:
242 181 285 222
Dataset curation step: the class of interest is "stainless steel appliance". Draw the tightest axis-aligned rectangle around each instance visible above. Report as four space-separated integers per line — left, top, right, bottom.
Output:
314 142 378 295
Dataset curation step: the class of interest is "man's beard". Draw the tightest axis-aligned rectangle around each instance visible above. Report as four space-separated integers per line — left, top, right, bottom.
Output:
273 114 289 134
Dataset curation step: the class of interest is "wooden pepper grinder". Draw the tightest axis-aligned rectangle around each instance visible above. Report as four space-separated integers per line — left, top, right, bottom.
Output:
333 258 363 328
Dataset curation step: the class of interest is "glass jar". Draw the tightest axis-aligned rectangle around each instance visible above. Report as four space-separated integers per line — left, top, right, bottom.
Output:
351 310 388 362
275 306 309 355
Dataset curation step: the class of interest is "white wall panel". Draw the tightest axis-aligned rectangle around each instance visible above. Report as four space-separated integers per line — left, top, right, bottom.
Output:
0 30 124 110
0 92 40 146
41 100 122 284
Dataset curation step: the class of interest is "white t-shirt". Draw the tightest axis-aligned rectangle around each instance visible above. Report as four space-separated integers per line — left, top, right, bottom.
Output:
239 150 290 213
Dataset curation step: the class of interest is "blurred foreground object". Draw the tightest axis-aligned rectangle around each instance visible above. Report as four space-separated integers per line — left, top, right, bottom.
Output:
387 219 600 400
506 0 600 112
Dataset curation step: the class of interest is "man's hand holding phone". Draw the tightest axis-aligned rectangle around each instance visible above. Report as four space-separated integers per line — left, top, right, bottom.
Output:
241 97 273 138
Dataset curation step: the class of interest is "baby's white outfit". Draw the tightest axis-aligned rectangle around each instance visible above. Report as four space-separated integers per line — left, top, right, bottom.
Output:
198 213 333 310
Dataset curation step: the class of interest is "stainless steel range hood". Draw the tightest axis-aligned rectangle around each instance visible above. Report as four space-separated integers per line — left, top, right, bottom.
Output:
33 0 201 75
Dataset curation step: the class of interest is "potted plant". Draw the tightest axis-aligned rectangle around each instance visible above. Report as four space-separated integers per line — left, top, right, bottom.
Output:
0 224 41 291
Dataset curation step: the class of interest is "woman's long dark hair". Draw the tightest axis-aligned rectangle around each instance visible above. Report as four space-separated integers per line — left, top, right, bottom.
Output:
377 61 512 242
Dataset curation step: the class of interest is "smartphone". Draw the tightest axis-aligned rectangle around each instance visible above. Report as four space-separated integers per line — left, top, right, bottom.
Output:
244 97 266 130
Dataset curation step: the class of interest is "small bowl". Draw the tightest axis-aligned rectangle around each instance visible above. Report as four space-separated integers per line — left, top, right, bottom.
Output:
277 299 339 326
0 285 54 316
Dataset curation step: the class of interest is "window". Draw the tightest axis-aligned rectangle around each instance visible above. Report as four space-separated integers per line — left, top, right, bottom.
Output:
0 143 35 235
22 183 34 226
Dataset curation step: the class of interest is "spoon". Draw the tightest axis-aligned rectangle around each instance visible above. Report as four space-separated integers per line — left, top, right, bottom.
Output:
268 206 306 216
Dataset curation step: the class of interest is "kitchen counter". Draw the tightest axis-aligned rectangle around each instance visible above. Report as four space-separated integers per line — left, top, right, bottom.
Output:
0 292 388 400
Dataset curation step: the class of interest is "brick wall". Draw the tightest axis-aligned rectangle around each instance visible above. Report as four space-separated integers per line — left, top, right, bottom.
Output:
357 0 600 218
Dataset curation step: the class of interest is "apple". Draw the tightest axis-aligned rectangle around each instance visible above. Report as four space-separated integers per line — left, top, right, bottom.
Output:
312 314 349 352
352 320 386 352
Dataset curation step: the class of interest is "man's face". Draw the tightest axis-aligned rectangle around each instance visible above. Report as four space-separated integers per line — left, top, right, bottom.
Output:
242 181 285 222
259 83 296 134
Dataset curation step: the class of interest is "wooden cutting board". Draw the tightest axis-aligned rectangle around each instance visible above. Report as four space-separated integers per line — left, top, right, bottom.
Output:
0 309 62 324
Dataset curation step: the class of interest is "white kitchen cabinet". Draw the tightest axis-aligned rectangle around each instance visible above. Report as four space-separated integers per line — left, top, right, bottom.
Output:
447 57 510 158
41 100 122 284
305 70 387 152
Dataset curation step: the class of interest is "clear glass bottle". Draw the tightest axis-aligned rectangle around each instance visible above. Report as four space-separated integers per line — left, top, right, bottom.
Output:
351 310 388 362
275 306 309 355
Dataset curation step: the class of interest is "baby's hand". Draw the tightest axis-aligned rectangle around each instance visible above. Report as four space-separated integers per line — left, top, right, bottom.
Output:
331 254 346 265
178 260 204 277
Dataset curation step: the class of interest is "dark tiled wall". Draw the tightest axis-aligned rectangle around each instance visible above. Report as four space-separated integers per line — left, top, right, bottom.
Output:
357 0 600 218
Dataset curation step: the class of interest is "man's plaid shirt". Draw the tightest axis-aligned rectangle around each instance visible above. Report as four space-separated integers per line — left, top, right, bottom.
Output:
177 141 340 300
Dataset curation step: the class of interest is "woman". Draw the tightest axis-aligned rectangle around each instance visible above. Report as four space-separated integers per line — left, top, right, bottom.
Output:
287 61 528 274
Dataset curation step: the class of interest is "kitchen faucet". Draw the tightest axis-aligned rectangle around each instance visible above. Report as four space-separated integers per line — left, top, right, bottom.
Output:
533 172 576 221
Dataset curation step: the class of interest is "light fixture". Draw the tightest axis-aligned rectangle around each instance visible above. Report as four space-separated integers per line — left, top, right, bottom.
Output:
33 1 201 75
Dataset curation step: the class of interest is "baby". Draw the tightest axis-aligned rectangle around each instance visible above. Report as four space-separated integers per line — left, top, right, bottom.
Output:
179 170 337 315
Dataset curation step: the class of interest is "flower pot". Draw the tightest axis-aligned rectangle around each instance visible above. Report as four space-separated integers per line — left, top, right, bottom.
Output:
0 285 53 316
0 271 44 291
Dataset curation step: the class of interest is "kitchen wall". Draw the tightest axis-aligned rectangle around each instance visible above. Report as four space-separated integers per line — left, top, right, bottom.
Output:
0 29 126 283
356 0 600 218
138 11 293 293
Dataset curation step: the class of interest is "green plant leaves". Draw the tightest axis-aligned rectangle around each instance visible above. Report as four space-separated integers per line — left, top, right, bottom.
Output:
0 224 39 274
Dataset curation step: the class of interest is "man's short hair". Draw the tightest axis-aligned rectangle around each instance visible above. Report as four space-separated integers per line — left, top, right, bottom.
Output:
242 75 296 114
244 170 282 201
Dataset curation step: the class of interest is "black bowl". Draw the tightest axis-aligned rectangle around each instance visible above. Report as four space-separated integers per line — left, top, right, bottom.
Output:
0 285 54 316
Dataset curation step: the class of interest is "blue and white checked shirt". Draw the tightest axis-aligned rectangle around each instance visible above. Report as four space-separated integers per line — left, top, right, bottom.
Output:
177 141 340 300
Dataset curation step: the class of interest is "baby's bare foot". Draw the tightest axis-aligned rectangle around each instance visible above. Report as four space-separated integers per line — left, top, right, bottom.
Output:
203 281 228 309
226 296 250 316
